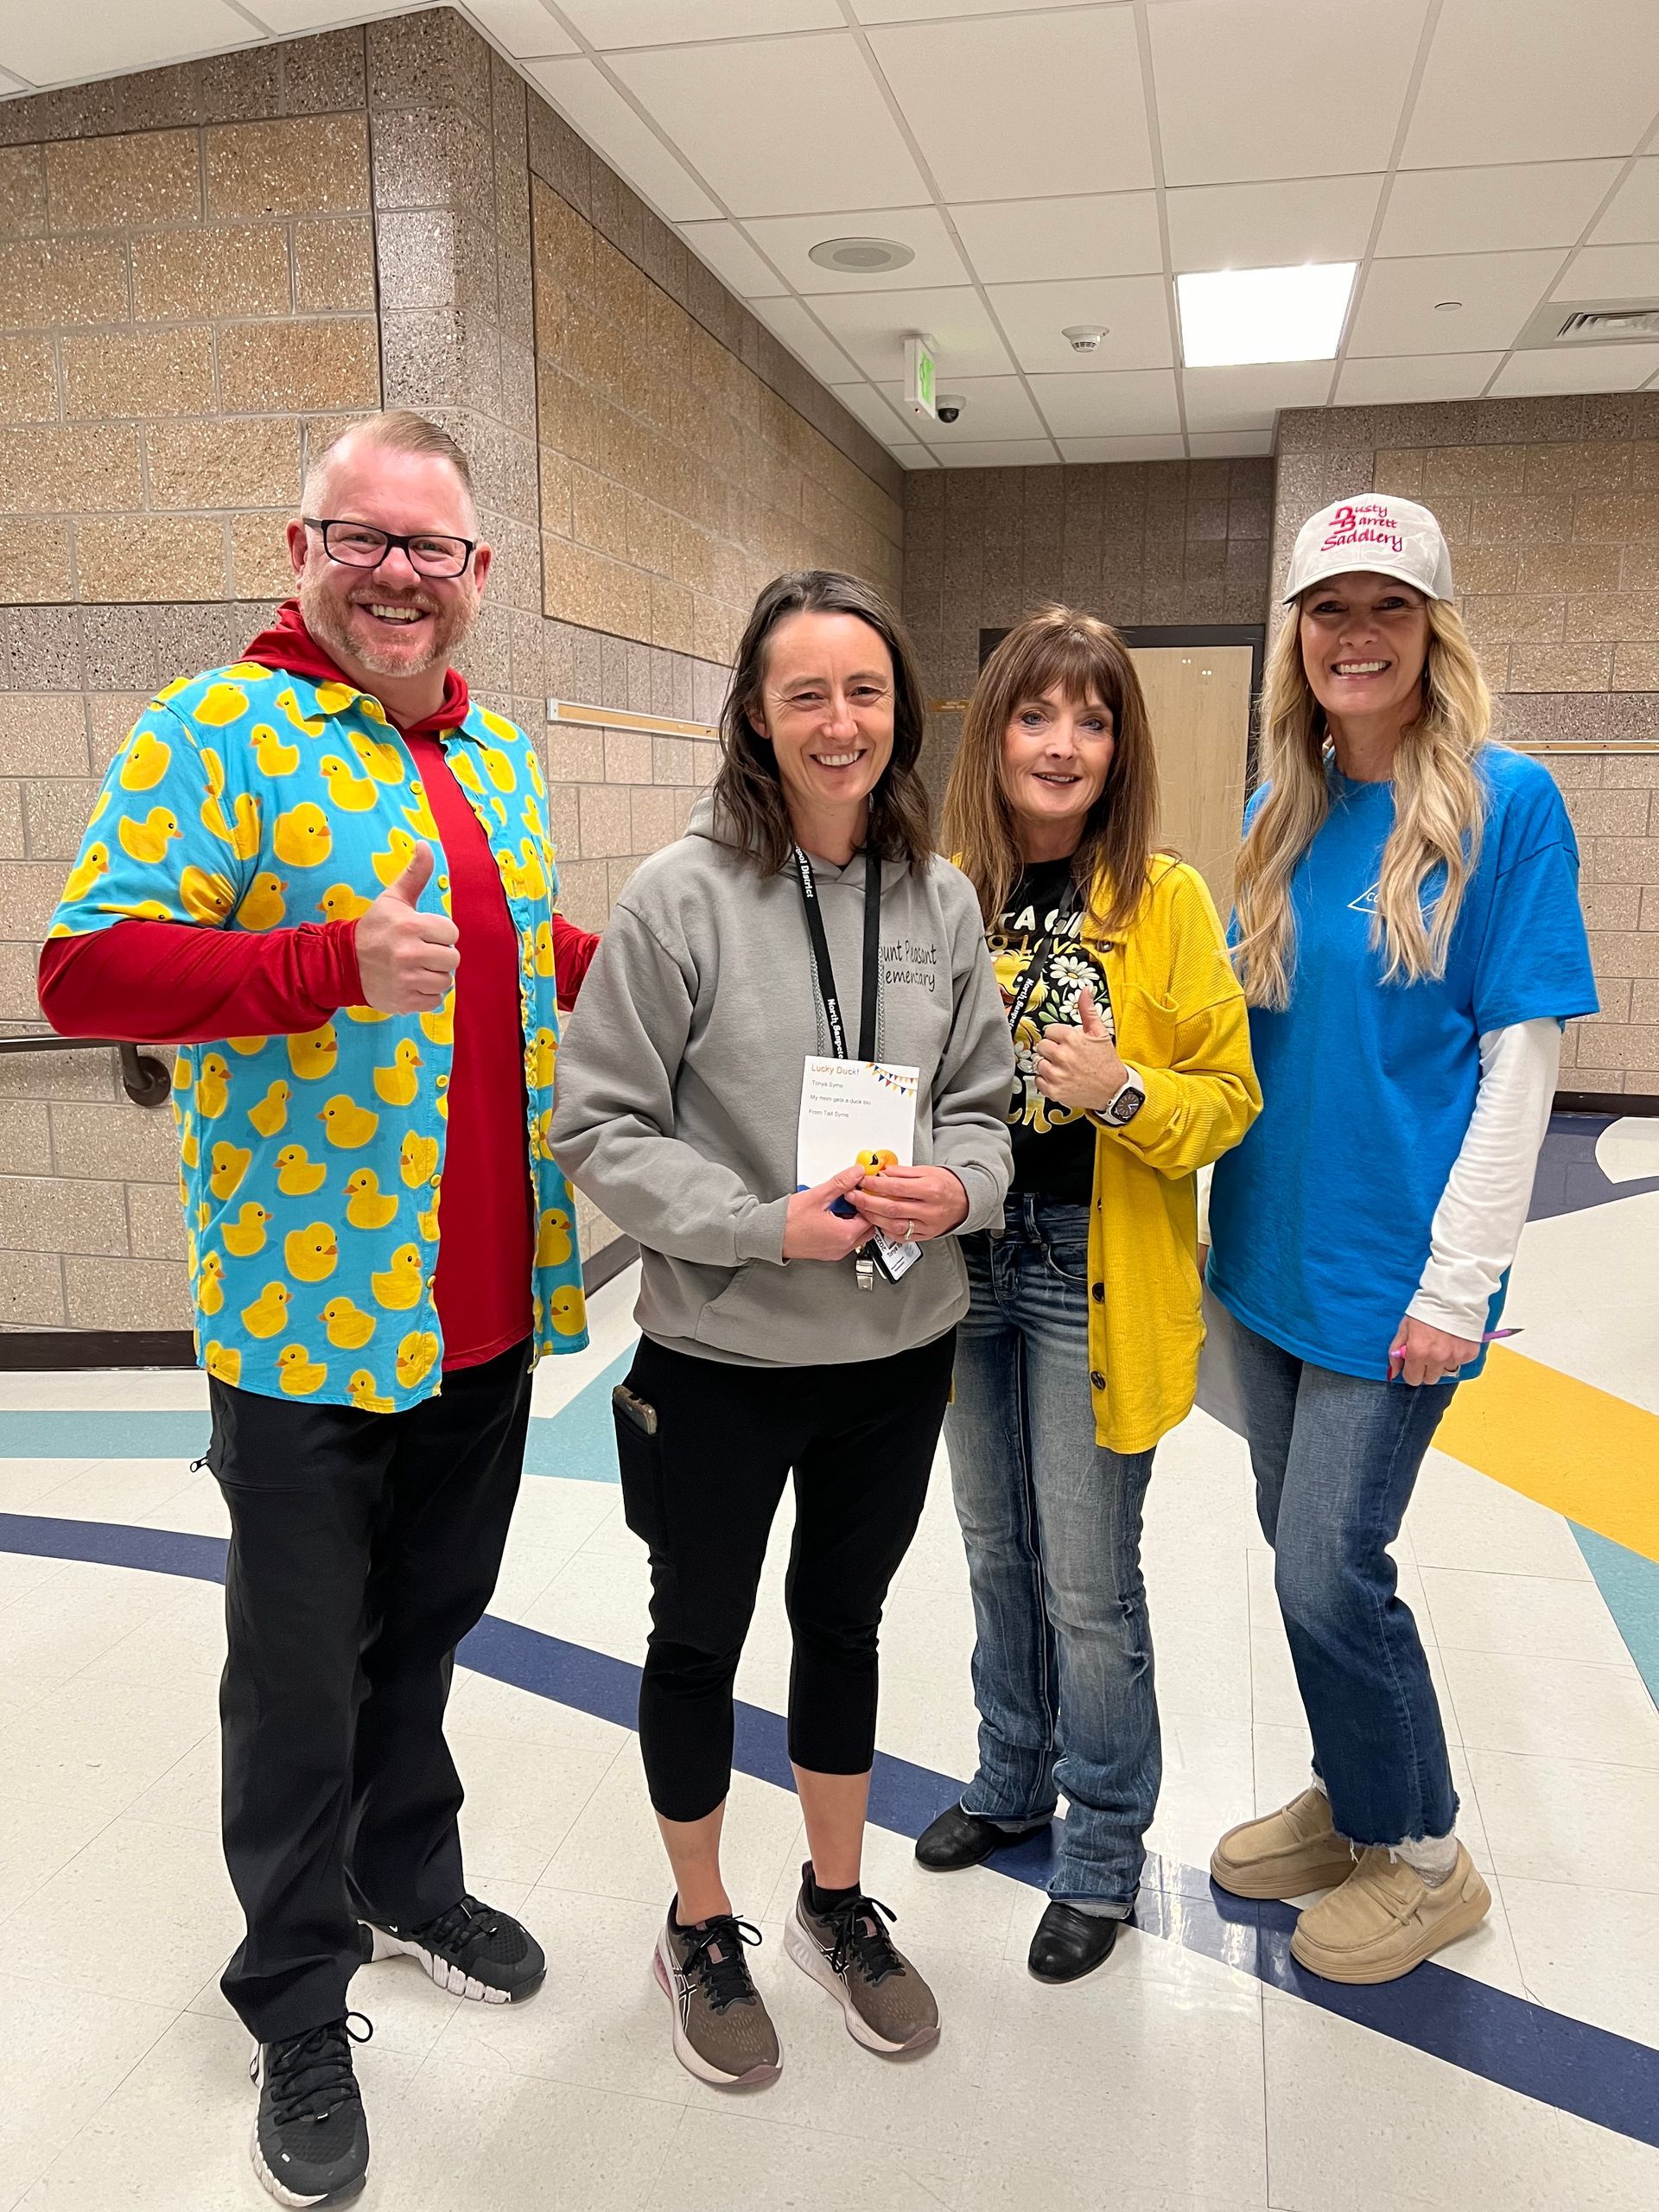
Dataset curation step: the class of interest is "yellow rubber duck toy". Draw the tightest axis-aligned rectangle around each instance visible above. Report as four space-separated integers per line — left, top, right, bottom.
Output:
204 1341 242 1386
250 723 301 777
532 920 556 978
319 754 378 812
194 1053 231 1121
480 745 518 791
276 1144 327 1198
396 1332 440 1389
344 1168 399 1230
536 1207 573 1268
241 1281 291 1339
372 1244 425 1312
193 682 250 728
179 867 237 925
179 1110 200 1169
276 1344 328 1397
118 807 182 865
371 827 420 887
318 1095 378 1149
283 1221 339 1284
222 1200 271 1258
515 840 550 900
247 1080 290 1139
273 803 333 871
196 1250 226 1316
287 1022 339 1083
209 1141 251 1200
531 1106 554 1160
399 1130 440 1188
62 842 111 901
236 872 287 932
348 1369 396 1413
316 882 372 924
372 1040 422 1108
348 728 404 785
529 1028 558 1089
550 1285 587 1338
118 728 171 791
321 1297 377 1351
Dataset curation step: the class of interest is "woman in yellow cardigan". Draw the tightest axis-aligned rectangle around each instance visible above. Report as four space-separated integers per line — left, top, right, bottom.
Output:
915 606 1260 1982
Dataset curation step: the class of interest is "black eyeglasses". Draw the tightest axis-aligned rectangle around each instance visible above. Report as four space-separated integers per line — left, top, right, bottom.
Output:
302 516 476 579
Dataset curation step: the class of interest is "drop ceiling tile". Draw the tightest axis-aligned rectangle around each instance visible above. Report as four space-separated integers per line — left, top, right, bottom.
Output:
950 194 1162 287
873 374 1046 447
852 0 1081 17
1491 344 1659 397
608 32 927 218
867 9 1153 202
1149 0 1427 187
895 447 943 469
461 1 577 59
1377 162 1625 259
747 207 969 294
1592 160 1659 248
1403 0 1659 168
226 0 409 29
747 296 863 388
1166 176 1382 274
987 276 1173 377
524 58 720 221
0 0 255 80
677 221 785 301
810 285 1014 380
1187 430 1274 459
824 380 926 450
1182 360 1334 433
560 1 842 44
1333 353 1504 405
1554 244 1659 301
1058 435 1187 464
1027 371 1182 439
1346 251 1564 357
935 440 1058 470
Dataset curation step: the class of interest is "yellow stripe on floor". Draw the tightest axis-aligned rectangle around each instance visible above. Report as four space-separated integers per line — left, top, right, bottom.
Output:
1439 1344 1659 1564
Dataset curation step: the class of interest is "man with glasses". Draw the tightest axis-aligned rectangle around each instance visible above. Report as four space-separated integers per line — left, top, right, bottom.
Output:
40 410 596 2207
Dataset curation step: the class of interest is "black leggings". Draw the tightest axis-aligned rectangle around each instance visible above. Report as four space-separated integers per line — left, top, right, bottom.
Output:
613 1331 957 1823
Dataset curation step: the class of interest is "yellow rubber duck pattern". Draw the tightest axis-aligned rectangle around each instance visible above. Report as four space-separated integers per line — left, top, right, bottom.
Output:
48 662 587 1409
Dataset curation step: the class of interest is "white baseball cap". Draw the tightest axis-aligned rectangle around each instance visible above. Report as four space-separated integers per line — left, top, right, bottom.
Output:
1282 494 1454 604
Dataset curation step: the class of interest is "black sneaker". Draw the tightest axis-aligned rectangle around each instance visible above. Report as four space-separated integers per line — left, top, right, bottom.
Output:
360 1893 546 2003
249 2014 371 2209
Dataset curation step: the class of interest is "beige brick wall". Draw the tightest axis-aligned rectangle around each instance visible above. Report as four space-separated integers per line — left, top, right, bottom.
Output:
1274 393 1659 1096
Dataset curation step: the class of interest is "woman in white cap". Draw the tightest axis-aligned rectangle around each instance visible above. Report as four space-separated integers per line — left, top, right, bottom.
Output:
1204 494 1598 1982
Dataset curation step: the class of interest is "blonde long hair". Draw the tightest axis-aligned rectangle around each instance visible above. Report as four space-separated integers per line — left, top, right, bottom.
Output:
943 606 1160 936
1232 595 1491 1008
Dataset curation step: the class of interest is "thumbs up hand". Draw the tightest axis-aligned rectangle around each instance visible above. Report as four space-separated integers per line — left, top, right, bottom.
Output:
353 842 461 1014
1033 983 1131 1112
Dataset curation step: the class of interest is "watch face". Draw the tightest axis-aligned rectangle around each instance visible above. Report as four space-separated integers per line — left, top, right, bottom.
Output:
1109 1084 1144 1124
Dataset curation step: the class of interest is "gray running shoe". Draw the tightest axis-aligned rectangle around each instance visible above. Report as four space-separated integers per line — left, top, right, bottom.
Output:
784 1866 939 2055
652 1909 781 2088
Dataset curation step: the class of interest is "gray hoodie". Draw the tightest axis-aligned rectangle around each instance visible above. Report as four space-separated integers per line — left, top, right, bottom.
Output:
551 795 1014 1367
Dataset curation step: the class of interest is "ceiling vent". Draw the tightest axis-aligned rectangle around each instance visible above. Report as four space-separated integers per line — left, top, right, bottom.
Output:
1516 297 1659 350
1554 307 1659 342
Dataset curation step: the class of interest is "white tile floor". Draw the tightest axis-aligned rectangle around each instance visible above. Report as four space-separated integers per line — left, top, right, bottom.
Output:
2 1174 1658 2209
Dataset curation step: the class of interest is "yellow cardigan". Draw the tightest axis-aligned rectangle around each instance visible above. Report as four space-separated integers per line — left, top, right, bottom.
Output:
1071 855 1261 1452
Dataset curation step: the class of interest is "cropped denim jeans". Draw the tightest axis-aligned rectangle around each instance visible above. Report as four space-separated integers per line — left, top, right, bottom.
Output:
944 1196 1159 1912
1225 1310 1459 1847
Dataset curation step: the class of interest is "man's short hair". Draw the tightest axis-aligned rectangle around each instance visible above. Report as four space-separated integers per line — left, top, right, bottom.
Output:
302 410 475 513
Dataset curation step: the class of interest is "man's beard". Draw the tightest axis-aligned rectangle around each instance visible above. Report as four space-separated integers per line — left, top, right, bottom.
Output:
299 573 476 679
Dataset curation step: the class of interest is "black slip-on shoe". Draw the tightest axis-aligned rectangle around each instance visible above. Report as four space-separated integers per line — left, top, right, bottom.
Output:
250 2014 370 2208
1027 1902 1123 1984
913 1802 1050 1873
361 1893 546 2003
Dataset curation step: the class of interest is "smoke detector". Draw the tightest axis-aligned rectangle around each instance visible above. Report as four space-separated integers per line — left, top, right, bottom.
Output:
1062 325 1108 353
808 237 915 275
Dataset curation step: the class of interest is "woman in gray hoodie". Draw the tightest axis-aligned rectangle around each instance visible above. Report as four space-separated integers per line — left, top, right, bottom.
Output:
553 569 1013 2088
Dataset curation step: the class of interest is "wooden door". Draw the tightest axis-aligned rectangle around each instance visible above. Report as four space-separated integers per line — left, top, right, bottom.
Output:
1128 644 1254 913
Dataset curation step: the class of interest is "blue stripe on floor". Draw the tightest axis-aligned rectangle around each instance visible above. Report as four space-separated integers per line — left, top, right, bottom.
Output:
2 1502 1656 2155
1574 1522 1659 1705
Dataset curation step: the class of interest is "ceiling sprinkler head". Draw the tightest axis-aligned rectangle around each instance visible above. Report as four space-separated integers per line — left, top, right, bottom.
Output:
1063 325 1107 353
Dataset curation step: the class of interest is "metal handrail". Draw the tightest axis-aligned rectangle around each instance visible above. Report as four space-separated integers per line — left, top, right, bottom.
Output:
0 1033 173 1109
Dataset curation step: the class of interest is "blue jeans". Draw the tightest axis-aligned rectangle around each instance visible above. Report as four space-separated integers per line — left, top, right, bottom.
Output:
945 1196 1159 1910
1226 1311 1459 1847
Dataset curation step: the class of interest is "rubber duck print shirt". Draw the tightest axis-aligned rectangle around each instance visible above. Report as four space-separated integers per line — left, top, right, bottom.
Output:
48 661 588 1411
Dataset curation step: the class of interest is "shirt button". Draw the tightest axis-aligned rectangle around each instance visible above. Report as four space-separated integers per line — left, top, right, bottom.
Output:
1090 1370 1105 1390
1090 1282 1104 1302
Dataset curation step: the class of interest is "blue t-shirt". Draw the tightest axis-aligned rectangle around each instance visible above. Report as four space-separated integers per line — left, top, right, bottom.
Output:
1208 747 1598 1381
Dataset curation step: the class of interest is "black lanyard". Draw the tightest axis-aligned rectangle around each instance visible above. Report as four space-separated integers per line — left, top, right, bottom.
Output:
1004 932 1057 1037
791 844 881 1063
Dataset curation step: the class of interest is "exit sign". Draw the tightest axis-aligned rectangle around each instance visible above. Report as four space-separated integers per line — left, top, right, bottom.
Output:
905 334 936 418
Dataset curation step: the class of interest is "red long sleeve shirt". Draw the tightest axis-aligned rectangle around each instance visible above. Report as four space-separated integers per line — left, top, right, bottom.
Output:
39 605 600 1373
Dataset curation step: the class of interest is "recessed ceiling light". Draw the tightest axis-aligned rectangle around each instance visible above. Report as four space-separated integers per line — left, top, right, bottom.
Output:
1176 262 1357 368
808 236 915 275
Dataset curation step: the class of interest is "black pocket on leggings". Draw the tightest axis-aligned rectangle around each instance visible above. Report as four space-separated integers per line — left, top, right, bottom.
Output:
613 1384 667 1548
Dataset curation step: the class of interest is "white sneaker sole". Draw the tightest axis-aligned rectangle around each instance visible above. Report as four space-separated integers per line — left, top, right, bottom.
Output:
249 2122 366 2208
783 1904 939 2055
652 1928 782 2088
362 1922 516 2004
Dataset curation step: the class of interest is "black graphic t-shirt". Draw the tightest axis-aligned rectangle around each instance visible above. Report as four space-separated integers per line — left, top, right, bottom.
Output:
988 858 1116 1204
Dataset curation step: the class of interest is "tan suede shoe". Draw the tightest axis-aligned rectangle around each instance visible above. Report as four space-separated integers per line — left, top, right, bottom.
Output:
1289 1843 1491 1983
1209 1786 1357 1900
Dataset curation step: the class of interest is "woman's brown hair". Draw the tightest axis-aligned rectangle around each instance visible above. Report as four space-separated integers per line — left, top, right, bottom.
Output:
714 569 935 874
942 604 1160 934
